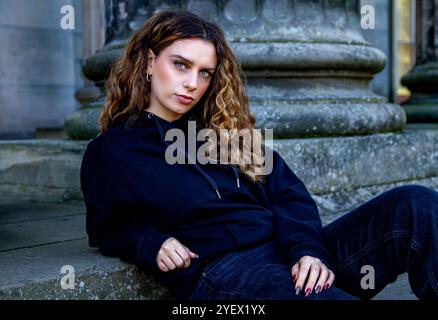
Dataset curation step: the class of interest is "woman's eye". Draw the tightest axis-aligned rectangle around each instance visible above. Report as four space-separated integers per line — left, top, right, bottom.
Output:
175 61 187 70
200 71 211 78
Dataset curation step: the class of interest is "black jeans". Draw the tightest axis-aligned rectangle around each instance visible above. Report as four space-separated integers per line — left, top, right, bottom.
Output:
190 184 438 300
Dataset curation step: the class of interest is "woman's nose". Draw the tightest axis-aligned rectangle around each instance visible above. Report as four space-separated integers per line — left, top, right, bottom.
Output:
184 73 198 89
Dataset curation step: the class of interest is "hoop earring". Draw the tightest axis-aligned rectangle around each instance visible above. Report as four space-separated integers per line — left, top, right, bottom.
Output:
146 73 151 82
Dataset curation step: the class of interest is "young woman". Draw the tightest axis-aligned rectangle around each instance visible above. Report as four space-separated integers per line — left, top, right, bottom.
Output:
80 10 438 300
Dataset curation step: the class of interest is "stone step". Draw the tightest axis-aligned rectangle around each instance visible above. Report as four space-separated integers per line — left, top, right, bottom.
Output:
2 176 435 300
0 201 171 299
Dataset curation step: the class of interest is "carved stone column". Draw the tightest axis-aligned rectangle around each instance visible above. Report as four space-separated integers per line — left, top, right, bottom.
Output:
65 0 406 139
401 0 438 123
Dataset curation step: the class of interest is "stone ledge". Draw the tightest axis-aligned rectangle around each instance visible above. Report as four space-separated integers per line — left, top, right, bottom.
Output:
2 176 434 300
0 239 171 300
1 124 438 202
0 200 172 300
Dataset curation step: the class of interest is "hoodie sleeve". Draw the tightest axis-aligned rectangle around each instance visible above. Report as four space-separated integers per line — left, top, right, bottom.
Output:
263 149 333 269
80 137 171 273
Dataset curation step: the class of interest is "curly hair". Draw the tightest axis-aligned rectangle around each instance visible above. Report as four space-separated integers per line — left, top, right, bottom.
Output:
100 10 267 183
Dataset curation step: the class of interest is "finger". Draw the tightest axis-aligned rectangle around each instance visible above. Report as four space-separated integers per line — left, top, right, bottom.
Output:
304 264 321 297
162 243 185 269
160 255 177 271
314 266 329 294
167 249 185 269
174 245 191 268
157 260 169 272
291 263 299 283
324 270 336 290
295 261 311 295
183 245 199 258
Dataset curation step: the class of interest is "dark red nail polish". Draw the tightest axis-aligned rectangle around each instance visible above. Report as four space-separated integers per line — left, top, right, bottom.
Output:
305 288 312 297
324 284 329 290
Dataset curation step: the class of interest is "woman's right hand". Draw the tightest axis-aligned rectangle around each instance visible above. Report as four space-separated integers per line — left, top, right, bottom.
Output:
156 237 199 272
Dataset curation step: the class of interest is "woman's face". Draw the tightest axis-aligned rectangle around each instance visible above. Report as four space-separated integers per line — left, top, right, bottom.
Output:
146 38 218 122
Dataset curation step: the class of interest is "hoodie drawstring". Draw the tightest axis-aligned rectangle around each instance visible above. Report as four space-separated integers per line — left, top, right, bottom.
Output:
230 165 240 188
150 112 227 199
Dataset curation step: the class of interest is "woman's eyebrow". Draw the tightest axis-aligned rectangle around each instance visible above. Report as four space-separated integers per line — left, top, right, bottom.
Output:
170 54 216 71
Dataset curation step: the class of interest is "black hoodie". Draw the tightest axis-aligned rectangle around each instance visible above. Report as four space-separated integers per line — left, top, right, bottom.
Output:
80 111 332 299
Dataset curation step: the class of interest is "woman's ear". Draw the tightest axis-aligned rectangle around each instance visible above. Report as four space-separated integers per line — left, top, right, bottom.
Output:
147 49 156 73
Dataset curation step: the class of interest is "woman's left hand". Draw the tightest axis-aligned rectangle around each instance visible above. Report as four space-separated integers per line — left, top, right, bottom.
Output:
291 255 335 298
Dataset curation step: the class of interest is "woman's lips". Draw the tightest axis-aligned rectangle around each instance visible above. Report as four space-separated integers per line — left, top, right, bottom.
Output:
176 94 194 105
